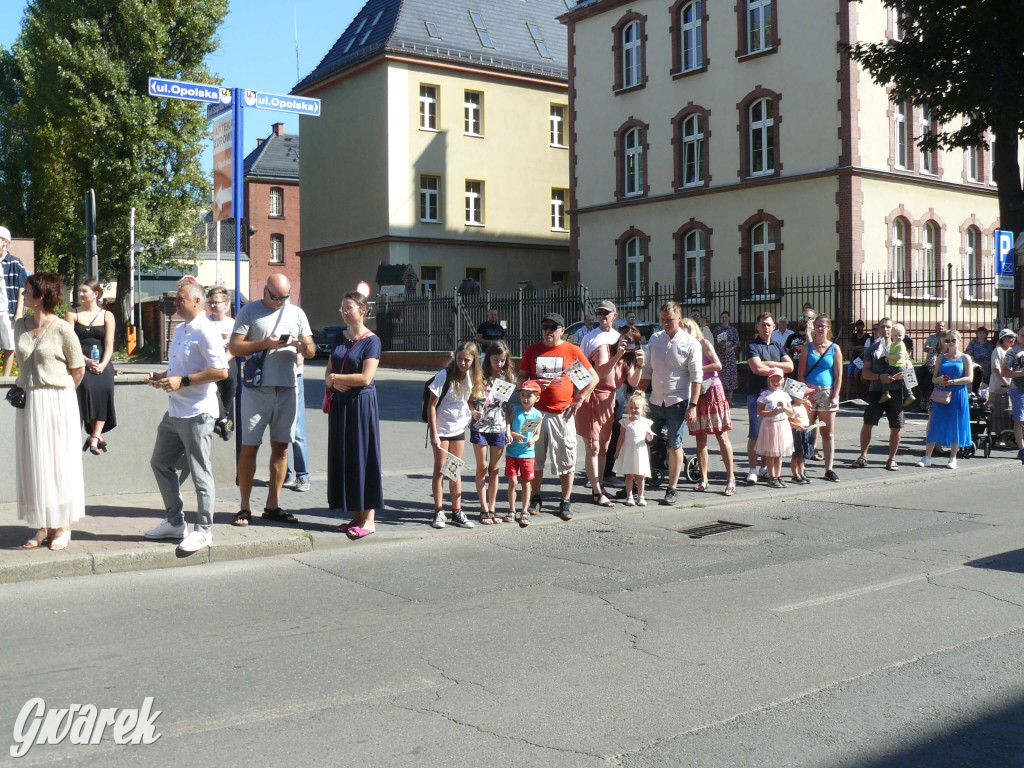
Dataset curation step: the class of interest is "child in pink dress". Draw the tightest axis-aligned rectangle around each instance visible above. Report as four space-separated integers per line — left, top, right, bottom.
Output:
755 368 795 488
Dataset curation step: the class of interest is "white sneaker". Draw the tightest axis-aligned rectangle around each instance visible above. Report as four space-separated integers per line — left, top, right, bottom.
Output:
431 510 447 529
636 496 647 506
177 528 212 553
623 494 636 506
144 520 187 540
916 457 931 468
451 510 475 528
945 459 958 469
746 471 758 485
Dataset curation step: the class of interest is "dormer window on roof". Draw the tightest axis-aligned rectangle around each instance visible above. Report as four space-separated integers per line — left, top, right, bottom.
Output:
424 21 441 39
527 23 551 58
469 11 494 48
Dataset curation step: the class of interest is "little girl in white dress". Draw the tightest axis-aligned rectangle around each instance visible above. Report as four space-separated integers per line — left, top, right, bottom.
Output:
755 368 795 488
613 391 655 505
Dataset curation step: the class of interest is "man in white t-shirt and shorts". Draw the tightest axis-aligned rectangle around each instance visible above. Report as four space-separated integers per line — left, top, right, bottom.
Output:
228 274 314 526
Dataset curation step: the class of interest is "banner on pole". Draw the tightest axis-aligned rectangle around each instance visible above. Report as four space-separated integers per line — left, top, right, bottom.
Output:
212 116 233 222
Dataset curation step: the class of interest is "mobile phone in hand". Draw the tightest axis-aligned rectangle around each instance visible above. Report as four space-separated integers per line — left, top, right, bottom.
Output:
279 334 291 344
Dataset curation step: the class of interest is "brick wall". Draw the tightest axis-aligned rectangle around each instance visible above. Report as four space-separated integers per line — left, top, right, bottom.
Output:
246 179 301 305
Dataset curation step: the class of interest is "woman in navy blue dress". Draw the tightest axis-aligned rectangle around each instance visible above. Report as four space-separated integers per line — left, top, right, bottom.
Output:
325 292 383 539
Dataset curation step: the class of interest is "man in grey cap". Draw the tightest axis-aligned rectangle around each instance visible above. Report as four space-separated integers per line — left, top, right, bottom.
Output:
517 312 597 520
0 226 27 377
580 300 621 359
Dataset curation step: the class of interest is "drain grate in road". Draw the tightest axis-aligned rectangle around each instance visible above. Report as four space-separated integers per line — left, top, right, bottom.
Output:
678 520 751 539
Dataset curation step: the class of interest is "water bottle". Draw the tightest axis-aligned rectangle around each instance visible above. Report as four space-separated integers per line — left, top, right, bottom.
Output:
90 346 100 363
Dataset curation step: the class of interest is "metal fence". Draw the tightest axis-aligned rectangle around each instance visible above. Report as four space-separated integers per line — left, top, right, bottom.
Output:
374 268 1007 360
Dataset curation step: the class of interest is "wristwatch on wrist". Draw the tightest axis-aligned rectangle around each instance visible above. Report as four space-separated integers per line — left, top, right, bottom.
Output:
181 375 191 387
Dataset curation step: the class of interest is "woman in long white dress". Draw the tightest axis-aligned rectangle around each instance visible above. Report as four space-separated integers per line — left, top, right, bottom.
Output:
15 273 85 550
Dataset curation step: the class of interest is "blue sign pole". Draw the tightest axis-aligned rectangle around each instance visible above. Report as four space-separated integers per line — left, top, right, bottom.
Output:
231 87 244 460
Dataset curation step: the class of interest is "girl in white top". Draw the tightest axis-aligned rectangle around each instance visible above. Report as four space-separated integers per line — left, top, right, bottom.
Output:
755 368 795 487
427 340 483 529
613 391 655 506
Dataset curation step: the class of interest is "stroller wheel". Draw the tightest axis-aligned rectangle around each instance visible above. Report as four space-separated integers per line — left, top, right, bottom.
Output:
649 468 664 488
961 445 975 459
983 437 991 458
685 456 701 483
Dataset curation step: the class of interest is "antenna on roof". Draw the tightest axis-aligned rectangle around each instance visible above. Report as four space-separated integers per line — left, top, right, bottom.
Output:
294 7 300 81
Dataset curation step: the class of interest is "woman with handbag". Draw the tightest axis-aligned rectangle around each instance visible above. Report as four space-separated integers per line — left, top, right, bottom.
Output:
799 314 843 481
681 318 736 495
918 330 973 469
324 291 383 540
14 273 86 550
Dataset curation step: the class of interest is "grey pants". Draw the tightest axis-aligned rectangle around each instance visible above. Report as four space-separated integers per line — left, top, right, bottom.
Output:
151 412 216 531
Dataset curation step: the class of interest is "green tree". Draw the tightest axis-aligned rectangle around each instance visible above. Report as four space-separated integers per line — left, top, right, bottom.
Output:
846 0 1024 243
0 0 228 328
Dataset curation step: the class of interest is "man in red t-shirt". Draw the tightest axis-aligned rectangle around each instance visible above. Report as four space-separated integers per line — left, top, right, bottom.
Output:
518 312 597 520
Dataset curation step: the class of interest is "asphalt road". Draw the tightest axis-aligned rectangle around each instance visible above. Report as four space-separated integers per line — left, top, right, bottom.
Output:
3 460 1024 766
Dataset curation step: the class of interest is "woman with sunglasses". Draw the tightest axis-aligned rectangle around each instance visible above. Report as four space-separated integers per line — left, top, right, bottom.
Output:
917 331 973 469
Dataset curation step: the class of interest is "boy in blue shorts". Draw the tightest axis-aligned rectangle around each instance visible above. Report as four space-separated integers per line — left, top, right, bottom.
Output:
506 381 542 527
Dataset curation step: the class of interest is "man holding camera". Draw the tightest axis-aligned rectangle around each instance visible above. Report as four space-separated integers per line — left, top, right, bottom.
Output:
228 274 314 526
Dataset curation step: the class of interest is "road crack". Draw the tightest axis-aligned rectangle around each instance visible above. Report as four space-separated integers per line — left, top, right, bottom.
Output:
288 557 416 602
926 576 1024 608
596 593 662 660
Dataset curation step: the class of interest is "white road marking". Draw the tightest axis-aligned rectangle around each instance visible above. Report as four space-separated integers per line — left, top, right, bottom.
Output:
771 564 965 613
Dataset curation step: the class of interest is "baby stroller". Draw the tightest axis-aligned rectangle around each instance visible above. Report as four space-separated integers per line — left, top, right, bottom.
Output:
963 390 992 458
646 424 701 488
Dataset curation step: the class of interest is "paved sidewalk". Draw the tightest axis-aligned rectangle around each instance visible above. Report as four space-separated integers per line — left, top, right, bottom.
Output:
2 367 1016 583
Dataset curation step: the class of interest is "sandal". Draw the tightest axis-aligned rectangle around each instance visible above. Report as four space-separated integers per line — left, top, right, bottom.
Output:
885 459 900 471
591 490 615 507
850 456 867 469
518 512 529 528
83 436 105 455
480 512 494 525
503 511 515 524
232 510 252 527
724 480 736 497
49 529 70 551
694 481 709 492
262 508 299 524
489 511 500 524
23 528 50 549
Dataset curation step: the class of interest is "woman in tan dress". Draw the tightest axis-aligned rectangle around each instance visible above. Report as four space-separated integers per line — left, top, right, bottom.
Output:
15 273 85 550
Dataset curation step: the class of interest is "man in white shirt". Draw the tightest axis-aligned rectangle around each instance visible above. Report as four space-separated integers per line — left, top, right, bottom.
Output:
632 301 702 505
771 316 795 347
143 281 228 553
580 300 621 359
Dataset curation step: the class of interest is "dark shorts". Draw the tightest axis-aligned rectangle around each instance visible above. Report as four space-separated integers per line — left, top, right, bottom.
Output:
471 429 508 447
649 401 689 450
792 428 816 460
863 390 905 429
746 394 763 440
440 432 466 442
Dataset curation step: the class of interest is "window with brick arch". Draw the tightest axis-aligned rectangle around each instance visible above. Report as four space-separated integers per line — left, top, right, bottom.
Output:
269 234 284 265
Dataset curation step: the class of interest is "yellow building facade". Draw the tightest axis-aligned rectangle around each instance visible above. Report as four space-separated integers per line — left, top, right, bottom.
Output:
293 0 572 329
564 0 1016 326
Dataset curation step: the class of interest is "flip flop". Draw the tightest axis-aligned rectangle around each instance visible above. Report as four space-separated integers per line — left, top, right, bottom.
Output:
346 527 374 540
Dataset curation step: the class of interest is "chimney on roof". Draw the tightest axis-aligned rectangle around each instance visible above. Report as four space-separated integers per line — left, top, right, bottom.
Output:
256 138 265 147
272 122 285 136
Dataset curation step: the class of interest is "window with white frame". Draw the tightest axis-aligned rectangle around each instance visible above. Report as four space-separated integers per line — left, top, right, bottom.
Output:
680 1 703 72
550 104 567 147
920 106 935 173
269 187 283 217
419 175 440 222
527 22 551 58
746 0 772 54
967 145 980 181
965 226 982 298
681 113 704 187
624 127 644 196
893 218 908 291
424 21 441 39
923 221 938 292
419 85 438 130
750 221 774 295
469 11 494 47
683 229 705 298
622 21 642 88
748 98 774 176
551 189 567 231
892 8 907 40
464 91 483 136
465 181 483 225
420 266 440 295
269 234 284 264
624 236 643 296
894 101 909 169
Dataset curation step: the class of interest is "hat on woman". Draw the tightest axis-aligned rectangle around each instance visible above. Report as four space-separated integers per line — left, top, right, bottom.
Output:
999 328 1017 342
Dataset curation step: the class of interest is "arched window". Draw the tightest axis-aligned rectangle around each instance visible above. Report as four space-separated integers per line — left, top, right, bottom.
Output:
625 236 643 296
269 187 284 217
624 127 644 196
681 113 704 187
749 97 774 176
622 21 642 88
750 221 774 296
892 218 909 291
270 234 284 264
680 2 703 72
682 229 705 299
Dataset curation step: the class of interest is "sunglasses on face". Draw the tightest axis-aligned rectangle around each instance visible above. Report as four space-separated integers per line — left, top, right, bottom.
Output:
597 310 611 316
265 288 289 301
541 324 559 331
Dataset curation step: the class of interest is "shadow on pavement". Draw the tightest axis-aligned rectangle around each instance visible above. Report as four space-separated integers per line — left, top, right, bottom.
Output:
965 549 1024 575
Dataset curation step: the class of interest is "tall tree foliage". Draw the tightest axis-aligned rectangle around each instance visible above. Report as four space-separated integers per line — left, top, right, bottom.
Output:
846 0 1024 238
0 0 228 325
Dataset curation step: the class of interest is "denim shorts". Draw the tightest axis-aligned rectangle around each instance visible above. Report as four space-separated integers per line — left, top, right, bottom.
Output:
746 394 763 440
649 401 689 450
1011 387 1024 422
470 429 508 447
